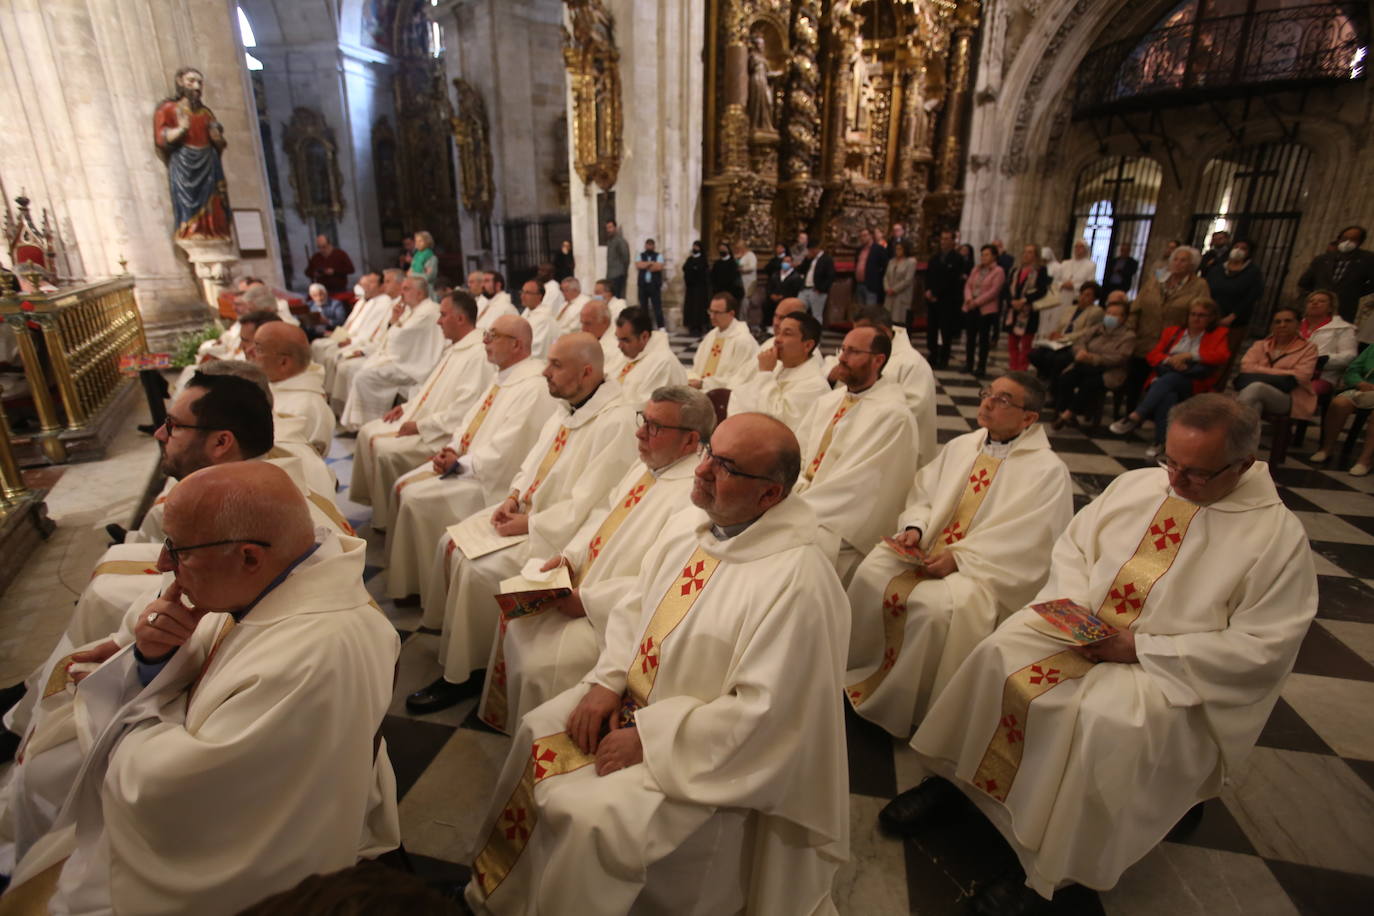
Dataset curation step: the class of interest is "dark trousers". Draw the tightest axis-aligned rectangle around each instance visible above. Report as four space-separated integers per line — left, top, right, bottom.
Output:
638 282 664 329
1123 355 1153 412
609 275 627 298
1136 371 1195 444
927 297 962 367
963 312 997 374
1052 364 1107 416
1029 345 1076 387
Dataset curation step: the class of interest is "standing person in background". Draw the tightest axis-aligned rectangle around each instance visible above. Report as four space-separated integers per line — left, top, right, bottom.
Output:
1004 245 1050 372
711 239 744 304
799 239 836 325
1125 245 1208 411
855 227 889 307
397 236 415 273
767 251 805 329
991 239 1014 346
734 241 759 324
635 238 666 330
682 240 711 336
791 230 810 262
604 221 631 299
1298 225 1374 323
1199 229 1232 275
304 234 355 295
1040 240 1098 342
1153 239 1181 283
1103 241 1139 296
1205 238 1264 365
884 239 916 328
408 231 438 286
553 239 575 283
962 245 1006 378
924 230 966 369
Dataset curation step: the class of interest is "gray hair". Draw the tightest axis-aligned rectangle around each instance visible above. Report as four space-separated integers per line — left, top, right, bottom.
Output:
307 282 327 298
562 277 582 293
199 359 274 407
240 284 277 311
1173 245 1203 271
1168 393 1261 463
649 385 716 441
1000 370 1047 414
382 267 405 284
403 274 430 298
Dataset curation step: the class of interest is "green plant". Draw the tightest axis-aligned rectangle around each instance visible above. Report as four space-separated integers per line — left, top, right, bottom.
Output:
170 323 223 368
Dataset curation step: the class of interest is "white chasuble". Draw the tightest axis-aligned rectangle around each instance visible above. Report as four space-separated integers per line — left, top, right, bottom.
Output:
269 362 334 456
476 291 518 330
478 455 696 733
385 359 557 599
467 496 849 916
349 332 494 528
613 331 688 408
5 533 399 916
688 319 756 391
728 359 833 433
912 464 1316 896
793 377 919 576
845 425 1073 736
424 381 639 682
339 298 445 428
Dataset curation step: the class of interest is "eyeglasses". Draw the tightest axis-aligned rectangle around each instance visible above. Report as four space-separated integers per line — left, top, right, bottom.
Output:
162 537 271 568
162 415 220 436
978 388 1027 410
838 346 876 358
701 443 776 482
1155 455 1238 485
635 412 695 437
483 330 516 343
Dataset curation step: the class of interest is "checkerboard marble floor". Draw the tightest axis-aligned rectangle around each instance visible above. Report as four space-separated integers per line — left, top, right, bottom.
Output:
3 331 1373 913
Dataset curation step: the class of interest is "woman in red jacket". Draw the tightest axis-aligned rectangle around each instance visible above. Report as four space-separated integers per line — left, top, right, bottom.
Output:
1109 297 1231 457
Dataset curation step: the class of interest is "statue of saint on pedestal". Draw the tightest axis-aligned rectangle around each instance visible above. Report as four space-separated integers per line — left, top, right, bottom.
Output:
153 68 231 240
747 34 780 133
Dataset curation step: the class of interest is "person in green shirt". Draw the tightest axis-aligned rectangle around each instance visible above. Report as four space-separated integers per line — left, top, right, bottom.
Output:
408 230 437 286
1311 342 1374 474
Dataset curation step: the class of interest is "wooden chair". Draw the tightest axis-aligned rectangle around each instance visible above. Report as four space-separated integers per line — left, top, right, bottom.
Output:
705 388 730 425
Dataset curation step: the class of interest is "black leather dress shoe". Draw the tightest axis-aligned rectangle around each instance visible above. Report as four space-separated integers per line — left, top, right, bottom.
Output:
105 523 128 545
877 776 967 837
969 875 1051 916
405 674 482 714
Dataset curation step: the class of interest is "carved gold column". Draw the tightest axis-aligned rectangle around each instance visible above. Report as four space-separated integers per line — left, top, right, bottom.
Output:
720 1 750 174
0 398 29 504
935 1 979 193
5 316 66 463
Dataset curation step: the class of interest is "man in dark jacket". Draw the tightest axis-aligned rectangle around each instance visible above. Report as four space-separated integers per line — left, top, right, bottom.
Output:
1299 225 1374 323
923 229 965 369
854 228 889 306
799 240 835 325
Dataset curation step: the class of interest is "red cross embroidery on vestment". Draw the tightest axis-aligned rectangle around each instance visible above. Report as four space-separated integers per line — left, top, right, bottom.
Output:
623 485 647 508
970 468 991 492
1027 665 1060 686
552 428 569 452
1110 583 1142 615
881 647 897 671
532 745 558 780
589 536 604 561
977 777 999 794
1150 517 1181 551
500 806 530 842
639 636 659 673
679 560 707 596
492 661 506 687
941 521 964 544
884 592 904 617
999 714 1024 743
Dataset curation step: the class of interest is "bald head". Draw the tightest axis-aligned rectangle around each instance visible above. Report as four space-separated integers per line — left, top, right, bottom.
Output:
544 332 606 402
727 413 801 495
252 321 311 382
691 412 800 526
772 297 806 337
483 314 531 371
580 299 612 339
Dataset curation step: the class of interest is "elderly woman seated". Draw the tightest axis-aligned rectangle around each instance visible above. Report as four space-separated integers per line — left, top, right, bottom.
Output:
1110 297 1230 457
1050 298 1136 429
1311 341 1374 475
1300 288 1358 396
1233 306 1319 422
304 282 349 340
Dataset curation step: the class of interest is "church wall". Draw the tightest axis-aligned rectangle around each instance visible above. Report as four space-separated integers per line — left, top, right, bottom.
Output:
0 0 284 331
566 0 706 323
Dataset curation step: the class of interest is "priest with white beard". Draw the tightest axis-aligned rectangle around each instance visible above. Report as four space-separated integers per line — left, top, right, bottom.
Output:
477 386 713 733
329 269 405 410
407 333 639 714
889 395 1317 914
350 291 493 530
794 325 920 581
251 322 334 456
339 275 445 430
384 316 558 599
2 463 399 916
688 292 757 391
608 307 688 406
478 270 518 329
463 413 849 916
845 372 1074 737
552 277 590 336
517 279 557 360
310 270 382 370
729 309 831 433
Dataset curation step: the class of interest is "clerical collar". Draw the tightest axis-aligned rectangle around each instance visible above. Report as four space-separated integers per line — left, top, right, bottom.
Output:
846 379 875 396
568 380 603 412
710 516 759 540
983 425 1029 457
495 362 521 382
232 542 321 622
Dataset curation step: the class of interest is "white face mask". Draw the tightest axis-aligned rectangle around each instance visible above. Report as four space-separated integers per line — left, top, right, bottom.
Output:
1228 248 1247 262
1338 240 1358 254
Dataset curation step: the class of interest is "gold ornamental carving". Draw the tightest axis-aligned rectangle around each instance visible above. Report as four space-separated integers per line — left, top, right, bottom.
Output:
450 79 494 218
562 0 623 192
282 107 345 225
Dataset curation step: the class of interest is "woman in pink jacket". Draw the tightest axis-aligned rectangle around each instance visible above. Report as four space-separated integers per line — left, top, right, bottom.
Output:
962 244 1006 377
1234 306 1320 421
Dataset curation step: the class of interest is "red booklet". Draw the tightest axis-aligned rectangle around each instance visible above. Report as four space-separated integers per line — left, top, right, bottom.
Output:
882 535 926 567
1027 598 1119 645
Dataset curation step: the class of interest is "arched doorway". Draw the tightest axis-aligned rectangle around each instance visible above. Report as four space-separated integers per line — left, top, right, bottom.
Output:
1067 156 1163 295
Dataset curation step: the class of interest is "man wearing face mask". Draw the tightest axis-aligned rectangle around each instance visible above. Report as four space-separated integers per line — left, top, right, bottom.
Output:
1205 239 1265 358
1298 225 1374 323
766 251 805 323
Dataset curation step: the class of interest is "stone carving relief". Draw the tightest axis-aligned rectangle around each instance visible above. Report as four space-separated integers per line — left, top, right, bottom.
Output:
562 0 623 191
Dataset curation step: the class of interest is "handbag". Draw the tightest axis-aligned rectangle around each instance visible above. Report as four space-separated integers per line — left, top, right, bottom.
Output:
1234 372 1298 393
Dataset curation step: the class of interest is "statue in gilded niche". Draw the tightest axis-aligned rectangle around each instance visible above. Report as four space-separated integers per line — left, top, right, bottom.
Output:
746 33 781 133
844 31 875 137
562 0 622 190
451 79 494 217
153 68 231 240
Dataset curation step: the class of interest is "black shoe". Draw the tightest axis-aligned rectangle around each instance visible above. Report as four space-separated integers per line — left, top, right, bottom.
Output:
105 523 128 545
963 363 975 374
877 776 966 837
405 674 482 714
970 876 1050 916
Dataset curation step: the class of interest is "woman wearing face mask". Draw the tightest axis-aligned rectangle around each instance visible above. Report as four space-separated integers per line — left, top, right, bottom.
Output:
553 239 575 283
1204 239 1264 360
1050 299 1136 430
682 240 711 335
710 239 744 307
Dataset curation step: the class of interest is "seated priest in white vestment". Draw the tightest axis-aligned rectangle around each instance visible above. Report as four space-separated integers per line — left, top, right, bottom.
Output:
384 317 558 599
463 413 849 916
517 280 557 360
339 275 445 430
609 307 688 406
592 278 627 323
793 325 920 582
729 309 832 432
252 322 334 456
406 334 639 714
310 270 382 370
852 306 939 468
195 287 249 363
169 293 279 396
330 269 405 412
478 271 518 329
477 386 714 733
349 291 493 530
553 278 591 337
2 463 399 915
846 372 1074 737
688 292 757 391
757 297 825 371
579 297 622 374
887 395 1317 914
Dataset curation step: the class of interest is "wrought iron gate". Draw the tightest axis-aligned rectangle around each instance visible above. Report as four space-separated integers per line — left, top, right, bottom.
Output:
1067 156 1164 296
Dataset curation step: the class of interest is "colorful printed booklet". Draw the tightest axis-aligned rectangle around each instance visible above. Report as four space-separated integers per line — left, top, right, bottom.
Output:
1026 598 1119 645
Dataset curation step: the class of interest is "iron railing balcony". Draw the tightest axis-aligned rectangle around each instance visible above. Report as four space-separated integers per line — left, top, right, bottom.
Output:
1073 2 1367 118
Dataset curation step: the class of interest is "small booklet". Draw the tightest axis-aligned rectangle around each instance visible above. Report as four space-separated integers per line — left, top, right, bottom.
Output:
1026 598 1119 645
446 508 527 561
882 535 927 568
495 566 573 621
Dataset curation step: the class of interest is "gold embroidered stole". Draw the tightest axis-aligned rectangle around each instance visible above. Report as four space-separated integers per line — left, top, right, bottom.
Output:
804 393 860 481
521 426 572 506
617 357 640 382
969 495 1202 802
701 337 724 378
407 346 457 417
459 383 501 454
846 452 1004 706
90 560 161 579
577 470 657 585
307 491 355 536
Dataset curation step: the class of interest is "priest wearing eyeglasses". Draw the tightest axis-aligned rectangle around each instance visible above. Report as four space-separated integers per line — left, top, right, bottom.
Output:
887 395 1317 914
